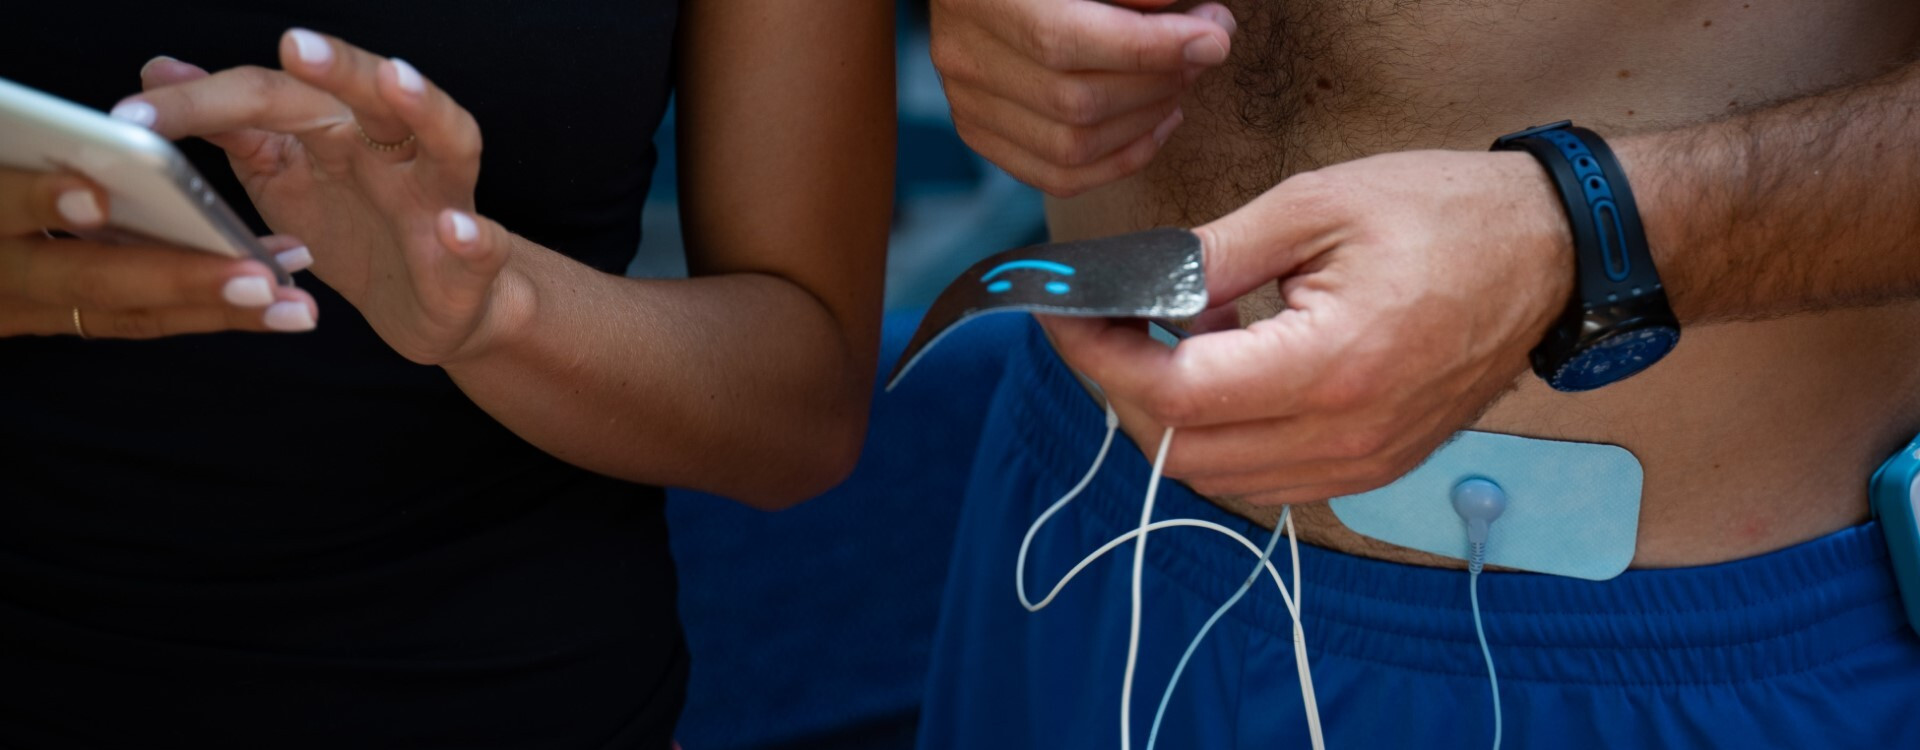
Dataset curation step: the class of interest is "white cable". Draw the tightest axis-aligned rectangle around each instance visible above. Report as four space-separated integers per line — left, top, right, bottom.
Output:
1027 518 1296 614
1015 406 1121 612
1146 509 1286 750
1469 557 1502 750
1118 426 1176 750
1285 508 1324 750
1014 412 1298 618
1014 403 1323 750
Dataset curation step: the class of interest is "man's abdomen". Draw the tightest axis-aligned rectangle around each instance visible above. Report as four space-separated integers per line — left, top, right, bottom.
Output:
1045 0 1920 567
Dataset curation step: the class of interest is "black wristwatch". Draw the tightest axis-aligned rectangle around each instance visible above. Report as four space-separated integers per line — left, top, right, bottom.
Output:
1492 121 1680 392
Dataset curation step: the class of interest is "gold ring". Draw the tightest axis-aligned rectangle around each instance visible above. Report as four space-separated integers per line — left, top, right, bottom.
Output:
72 307 89 339
357 124 416 153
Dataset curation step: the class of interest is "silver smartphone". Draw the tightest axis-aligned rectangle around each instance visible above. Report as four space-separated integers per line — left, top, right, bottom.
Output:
0 76 291 285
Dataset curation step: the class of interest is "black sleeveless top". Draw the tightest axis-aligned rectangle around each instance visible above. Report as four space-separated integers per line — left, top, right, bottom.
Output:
0 3 684 747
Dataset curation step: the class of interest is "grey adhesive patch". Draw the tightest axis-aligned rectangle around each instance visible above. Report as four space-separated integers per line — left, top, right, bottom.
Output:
886 228 1205 390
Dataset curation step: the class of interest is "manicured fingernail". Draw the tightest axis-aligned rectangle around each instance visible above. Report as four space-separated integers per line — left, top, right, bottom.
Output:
289 29 332 68
223 277 275 307
56 189 104 227
389 58 425 95
109 100 156 128
265 301 317 332
1183 37 1228 65
449 211 478 244
1153 108 1185 146
274 245 314 273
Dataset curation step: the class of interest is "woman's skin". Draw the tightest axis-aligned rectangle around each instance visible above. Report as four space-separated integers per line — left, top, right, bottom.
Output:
0 167 318 337
23 1 894 506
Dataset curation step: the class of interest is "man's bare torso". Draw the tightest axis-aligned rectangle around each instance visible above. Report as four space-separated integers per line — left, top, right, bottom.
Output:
1048 0 1920 567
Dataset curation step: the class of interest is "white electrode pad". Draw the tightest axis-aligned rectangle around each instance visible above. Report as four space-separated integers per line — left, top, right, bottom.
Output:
1329 431 1643 581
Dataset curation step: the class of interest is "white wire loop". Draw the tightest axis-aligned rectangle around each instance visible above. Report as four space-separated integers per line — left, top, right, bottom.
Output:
1014 403 1325 750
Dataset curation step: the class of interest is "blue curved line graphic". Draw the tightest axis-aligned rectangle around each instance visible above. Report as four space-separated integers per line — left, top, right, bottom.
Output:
980 260 1077 283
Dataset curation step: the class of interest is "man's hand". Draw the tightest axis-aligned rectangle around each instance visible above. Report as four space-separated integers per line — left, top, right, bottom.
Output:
1043 150 1576 505
931 0 1235 197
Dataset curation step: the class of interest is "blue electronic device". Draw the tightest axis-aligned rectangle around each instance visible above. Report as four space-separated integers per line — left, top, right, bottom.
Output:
1870 433 1920 638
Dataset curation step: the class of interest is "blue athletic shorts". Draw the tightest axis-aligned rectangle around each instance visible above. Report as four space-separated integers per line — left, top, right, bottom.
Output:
916 316 1920 749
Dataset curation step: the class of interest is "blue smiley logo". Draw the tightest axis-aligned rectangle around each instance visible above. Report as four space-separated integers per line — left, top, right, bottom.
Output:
982 260 1076 295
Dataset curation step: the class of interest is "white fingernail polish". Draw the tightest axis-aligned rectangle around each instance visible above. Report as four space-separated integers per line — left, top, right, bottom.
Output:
223 277 275 308
265 301 317 332
275 246 314 273
450 211 478 244
56 189 104 226
109 101 156 128
390 58 425 95
289 29 332 67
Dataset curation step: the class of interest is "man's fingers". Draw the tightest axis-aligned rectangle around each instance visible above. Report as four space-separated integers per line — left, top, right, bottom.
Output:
0 168 107 236
942 29 1187 126
1193 172 1341 303
1043 313 1180 402
953 88 1179 170
956 112 1168 197
1190 303 1243 335
1183 449 1432 507
1015 1 1234 72
1185 4 1239 37
1050 311 1332 427
1156 407 1435 479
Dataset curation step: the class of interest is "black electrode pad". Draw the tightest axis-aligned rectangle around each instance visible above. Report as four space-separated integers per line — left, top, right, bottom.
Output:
886 227 1206 390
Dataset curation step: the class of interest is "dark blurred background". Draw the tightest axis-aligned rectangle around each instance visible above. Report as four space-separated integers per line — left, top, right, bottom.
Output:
658 4 1046 749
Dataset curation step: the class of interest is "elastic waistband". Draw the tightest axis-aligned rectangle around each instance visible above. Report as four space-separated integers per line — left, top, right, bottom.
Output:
999 317 1913 686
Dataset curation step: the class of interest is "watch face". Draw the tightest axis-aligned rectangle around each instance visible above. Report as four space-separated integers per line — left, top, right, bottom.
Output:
1551 326 1680 392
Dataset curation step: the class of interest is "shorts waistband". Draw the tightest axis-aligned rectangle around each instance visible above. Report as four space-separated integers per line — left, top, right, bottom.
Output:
999 317 1913 686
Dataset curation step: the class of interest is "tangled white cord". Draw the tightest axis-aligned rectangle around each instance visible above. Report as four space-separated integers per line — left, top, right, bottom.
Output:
1015 403 1326 750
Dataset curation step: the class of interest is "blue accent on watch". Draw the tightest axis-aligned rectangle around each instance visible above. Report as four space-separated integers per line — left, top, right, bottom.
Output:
1552 327 1680 392
1532 129 1634 282
1492 121 1681 392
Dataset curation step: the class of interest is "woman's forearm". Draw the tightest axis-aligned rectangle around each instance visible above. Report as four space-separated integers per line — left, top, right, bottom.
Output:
442 237 873 507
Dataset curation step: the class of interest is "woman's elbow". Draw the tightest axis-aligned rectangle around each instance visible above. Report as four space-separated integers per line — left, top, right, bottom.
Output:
728 402 871 511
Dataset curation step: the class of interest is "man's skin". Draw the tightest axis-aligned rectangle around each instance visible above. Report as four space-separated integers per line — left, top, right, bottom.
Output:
939 0 1920 568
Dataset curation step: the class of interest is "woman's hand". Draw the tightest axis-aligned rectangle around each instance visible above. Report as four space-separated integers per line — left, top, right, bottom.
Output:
0 165 316 339
120 34 517 365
